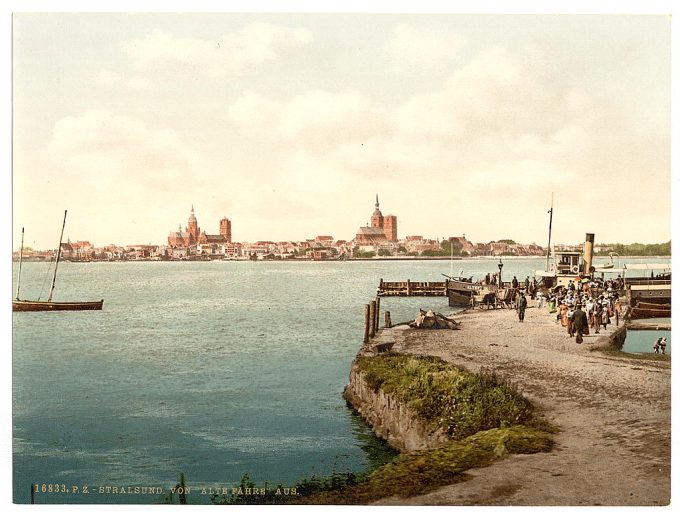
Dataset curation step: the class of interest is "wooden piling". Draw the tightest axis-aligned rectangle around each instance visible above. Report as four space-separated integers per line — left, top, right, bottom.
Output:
369 300 377 338
363 304 370 343
375 297 381 330
385 310 392 328
179 473 187 505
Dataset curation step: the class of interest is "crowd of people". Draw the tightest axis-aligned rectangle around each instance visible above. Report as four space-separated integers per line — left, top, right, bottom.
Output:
487 272 669 354
535 278 623 344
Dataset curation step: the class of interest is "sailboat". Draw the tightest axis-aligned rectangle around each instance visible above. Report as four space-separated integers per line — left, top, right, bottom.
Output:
13 210 104 312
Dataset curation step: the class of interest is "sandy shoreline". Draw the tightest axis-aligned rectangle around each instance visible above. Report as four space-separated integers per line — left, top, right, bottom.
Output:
370 302 671 505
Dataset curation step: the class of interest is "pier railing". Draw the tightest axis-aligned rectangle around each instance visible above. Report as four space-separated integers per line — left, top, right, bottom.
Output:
377 279 448 297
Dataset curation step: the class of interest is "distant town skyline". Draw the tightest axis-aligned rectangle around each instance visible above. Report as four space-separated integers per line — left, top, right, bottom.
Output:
12 13 672 250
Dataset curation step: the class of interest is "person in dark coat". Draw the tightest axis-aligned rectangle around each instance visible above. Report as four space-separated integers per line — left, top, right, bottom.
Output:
517 292 527 322
512 276 519 289
572 304 589 344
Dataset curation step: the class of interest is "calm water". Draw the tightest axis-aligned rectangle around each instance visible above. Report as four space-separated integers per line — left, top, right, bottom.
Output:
12 257 669 503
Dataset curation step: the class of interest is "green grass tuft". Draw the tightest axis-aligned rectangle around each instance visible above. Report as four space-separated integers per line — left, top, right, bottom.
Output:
356 353 537 439
301 425 554 504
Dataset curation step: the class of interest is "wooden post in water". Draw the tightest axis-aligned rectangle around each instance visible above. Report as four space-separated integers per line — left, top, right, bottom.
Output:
179 472 187 505
385 310 392 328
375 297 381 331
406 279 411 296
363 304 370 343
369 300 376 338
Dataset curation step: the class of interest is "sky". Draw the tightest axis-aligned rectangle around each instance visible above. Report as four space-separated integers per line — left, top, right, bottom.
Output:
10 11 674 250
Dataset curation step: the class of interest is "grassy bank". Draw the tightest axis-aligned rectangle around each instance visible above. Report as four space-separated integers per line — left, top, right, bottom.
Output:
299 425 553 504
356 353 549 439
298 353 554 504
214 353 554 505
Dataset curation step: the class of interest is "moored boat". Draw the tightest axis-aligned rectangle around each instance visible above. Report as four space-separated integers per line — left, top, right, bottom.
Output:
629 301 671 319
13 300 104 312
13 210 104 312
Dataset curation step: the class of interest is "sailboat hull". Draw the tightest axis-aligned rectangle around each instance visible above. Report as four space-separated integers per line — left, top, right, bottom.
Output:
13 300 104 312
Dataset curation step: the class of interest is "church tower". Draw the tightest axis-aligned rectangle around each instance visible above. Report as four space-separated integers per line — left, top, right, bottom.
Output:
371 194 384 229
219 217 232 243
187 205 200 243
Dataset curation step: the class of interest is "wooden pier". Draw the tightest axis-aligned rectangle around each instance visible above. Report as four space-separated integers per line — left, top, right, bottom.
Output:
377 278 448 297
626 322 671 331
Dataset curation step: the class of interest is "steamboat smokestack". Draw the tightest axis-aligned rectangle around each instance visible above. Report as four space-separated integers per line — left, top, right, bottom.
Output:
583 233 595 277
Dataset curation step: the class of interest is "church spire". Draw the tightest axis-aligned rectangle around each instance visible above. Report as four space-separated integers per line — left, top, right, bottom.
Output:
372 194 383 217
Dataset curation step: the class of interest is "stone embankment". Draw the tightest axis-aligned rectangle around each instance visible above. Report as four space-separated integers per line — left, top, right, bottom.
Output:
344 301 670 505
343 363 448 452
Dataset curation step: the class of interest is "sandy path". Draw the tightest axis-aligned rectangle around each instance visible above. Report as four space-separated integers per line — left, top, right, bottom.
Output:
372 303 670 505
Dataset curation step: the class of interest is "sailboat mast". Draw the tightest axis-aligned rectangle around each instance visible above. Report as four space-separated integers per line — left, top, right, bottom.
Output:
15 227 25 300
449 238 453 277
546 193 553 271
47 210 67 302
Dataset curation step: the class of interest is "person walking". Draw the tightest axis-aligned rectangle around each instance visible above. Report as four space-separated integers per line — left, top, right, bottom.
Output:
573 304 589 344
614 299 622 326
601 304 610 330
592 302 602 334
517 291 527 322
512 276 519 289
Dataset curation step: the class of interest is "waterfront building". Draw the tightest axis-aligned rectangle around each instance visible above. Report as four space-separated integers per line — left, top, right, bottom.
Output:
168 206 233 248
355 195 398 245
315 235 334 246
60 240 94 261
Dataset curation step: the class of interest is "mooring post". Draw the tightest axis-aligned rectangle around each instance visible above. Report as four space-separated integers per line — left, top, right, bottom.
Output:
375 297 381 330
385 310 392 328
179 472 187 505
363 304 370 343
369 300 377 338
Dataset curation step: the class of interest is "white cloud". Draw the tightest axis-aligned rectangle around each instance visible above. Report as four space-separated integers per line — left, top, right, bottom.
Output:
42 110 205 191
95 68 153 90
224 41 657 207
385 24 465 72
120 23 313 77
124 76 152 90
95 68 121 86
228 89 390 150
227 91 282 137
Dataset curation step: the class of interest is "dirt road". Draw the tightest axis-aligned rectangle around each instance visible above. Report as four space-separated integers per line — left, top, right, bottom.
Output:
373 303 671 505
